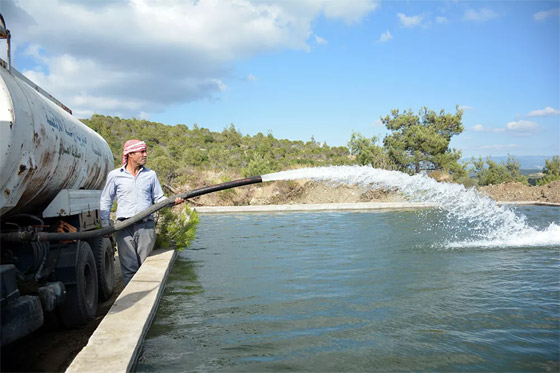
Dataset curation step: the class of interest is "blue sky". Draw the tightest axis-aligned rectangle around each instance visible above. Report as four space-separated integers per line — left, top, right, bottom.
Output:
2 0 559 158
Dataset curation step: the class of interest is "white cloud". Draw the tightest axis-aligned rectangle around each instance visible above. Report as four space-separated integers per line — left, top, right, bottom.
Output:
463 8 498 22
527 106 560 117
320 0 380 24
397 13 424 28
22 44 48 65
247 74 258 82
22 52 227 115
459 105 473 111
506 120 539 132
370 119 384 127
377 30 392 43
471 124 504 133
478 144 519 151
138 111 150 120
471 119 541 136
314 34 328 45
4 0 379 118
534 8 560 21
472 124 484 132
436 16 449 24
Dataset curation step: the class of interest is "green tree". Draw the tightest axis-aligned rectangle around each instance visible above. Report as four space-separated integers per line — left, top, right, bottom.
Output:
348 132 394 169
470 156 487 185
242 154 275 177
471 155 528 186
150 155 179 184
221 124 242 147
537 156 560 185
382 106 464 174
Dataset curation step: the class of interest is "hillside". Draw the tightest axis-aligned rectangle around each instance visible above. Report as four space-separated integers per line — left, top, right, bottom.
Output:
83 114 353 187
82 115 559 205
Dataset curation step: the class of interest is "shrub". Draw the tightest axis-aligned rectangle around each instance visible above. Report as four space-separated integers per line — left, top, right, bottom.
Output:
470 155 528 186
155 205 199 250
537 156 560 185
242 154 276 177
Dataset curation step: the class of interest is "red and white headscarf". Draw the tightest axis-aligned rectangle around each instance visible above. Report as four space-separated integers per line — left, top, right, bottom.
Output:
122 139 147 165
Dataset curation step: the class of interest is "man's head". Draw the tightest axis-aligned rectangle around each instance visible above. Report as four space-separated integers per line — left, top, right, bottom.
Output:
122 139 147 166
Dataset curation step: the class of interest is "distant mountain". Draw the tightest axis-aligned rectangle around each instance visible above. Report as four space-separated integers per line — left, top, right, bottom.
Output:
461 155 557 170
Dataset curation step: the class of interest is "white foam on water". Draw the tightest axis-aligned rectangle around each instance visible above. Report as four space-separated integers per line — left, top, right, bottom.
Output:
446 223 560 249
262 166 560 249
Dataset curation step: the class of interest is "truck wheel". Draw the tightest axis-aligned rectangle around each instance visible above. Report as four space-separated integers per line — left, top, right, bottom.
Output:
58 241 98 328
88 237 115 301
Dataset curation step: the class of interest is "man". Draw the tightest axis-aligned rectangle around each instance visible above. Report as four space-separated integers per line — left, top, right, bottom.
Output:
100 139 183 285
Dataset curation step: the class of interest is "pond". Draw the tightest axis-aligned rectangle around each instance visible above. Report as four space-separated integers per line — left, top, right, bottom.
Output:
138 206 559 372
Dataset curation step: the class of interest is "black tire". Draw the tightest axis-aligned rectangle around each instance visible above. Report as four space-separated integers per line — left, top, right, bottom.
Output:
88 236 115 301
58 241 98 328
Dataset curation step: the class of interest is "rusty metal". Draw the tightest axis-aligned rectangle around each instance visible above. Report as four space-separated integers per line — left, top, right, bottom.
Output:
0 14 7 37
0 65 114 218
57 220 77 243
0 13 11 70
57 220 77 233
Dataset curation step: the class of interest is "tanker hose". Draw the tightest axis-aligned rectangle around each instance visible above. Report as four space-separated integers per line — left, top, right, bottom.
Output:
1 176 263 242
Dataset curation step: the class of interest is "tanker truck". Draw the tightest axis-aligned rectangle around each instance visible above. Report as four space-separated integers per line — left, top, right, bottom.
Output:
0 16 116 345
0 15 266 346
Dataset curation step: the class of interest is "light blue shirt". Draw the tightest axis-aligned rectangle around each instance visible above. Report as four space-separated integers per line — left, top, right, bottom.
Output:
100 165 166 222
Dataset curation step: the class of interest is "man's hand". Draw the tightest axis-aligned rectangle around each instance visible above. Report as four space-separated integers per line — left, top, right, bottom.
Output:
174 197 185 205
101 219 114 238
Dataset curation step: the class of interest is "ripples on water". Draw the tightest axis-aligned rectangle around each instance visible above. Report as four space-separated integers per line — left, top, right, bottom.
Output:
138 206 559 372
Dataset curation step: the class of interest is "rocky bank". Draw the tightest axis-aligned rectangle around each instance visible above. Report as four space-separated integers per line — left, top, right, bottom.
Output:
479 181 560 204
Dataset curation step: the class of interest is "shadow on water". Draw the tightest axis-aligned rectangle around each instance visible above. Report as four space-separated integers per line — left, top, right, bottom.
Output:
143 258 204 339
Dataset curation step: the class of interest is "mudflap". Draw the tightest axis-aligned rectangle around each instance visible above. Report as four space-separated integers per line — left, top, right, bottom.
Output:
54 243 81 285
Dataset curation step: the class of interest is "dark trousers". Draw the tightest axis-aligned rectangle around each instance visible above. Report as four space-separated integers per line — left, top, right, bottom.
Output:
115 220 156 285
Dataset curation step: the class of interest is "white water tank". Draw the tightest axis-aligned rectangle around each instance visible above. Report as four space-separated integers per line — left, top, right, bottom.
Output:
0 65 114 218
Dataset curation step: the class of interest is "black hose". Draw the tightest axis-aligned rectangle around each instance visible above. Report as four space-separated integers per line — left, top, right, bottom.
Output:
1 176 262 242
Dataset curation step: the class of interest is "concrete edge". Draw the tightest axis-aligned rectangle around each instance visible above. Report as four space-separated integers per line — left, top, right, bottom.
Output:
194 201 558 213
505 201 560 206
194 202 438 213
66 247 177 373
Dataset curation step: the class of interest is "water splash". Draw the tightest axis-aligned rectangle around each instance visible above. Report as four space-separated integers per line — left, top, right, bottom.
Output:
262 166 560 249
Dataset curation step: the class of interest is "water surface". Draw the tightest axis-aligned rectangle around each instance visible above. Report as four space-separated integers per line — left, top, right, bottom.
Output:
138 206 559 372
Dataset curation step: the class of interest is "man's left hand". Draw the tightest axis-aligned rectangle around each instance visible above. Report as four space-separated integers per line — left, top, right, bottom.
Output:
175 197 185 205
